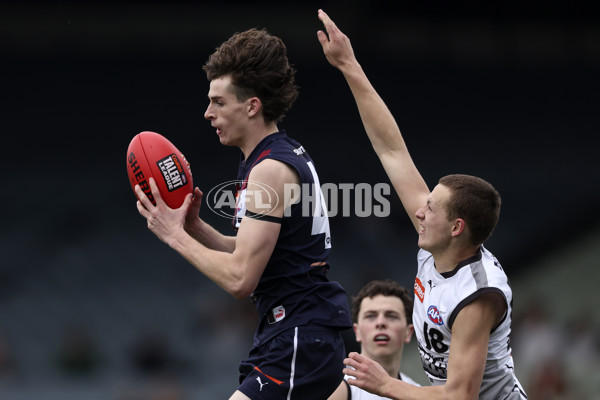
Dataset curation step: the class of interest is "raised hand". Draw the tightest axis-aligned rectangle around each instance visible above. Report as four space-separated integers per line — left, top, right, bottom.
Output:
317 9 359 73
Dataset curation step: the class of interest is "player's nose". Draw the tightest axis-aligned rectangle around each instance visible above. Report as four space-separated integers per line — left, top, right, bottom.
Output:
415 205 425 220
376 315 387 328
204 104 214 120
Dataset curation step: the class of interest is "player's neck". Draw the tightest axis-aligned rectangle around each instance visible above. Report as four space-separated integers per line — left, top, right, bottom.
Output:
366 352 402 379
239 122 279 159
433 245 480 274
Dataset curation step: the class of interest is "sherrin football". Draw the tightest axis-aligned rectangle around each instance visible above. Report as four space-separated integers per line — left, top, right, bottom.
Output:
126 131 193 209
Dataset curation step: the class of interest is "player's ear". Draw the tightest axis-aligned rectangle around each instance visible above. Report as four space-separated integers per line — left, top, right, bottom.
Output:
247 97 262 118
404 323 415 344
352 323 362 343
451 218 466 237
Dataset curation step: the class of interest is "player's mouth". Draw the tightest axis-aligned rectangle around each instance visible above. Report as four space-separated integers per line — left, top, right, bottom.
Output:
373 334 390 344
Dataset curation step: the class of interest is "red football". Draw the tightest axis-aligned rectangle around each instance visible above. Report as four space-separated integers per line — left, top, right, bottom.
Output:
126 131 193 209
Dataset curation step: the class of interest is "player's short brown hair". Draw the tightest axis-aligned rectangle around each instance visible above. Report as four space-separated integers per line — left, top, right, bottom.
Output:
351 279 413 324
203 28 299 124
439 174 501 246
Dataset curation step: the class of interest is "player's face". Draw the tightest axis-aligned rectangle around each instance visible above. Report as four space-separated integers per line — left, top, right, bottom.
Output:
416 184 454 253
204 75 251 147
354 295 413 361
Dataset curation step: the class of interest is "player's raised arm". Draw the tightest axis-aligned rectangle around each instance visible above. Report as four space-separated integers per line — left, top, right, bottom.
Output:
317 9 429 232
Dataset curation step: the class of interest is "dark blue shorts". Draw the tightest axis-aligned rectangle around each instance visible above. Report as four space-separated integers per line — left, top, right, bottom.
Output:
237 325 347 399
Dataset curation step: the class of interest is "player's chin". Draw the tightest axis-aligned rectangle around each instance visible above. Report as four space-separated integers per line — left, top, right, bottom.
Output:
218 135 234 146
368 345 394 358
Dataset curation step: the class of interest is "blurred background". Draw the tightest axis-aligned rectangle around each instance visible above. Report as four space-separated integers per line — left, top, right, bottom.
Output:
1 1 599 398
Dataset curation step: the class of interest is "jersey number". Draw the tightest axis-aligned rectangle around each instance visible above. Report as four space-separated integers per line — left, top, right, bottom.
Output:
423 322 449 353
307 161 331 249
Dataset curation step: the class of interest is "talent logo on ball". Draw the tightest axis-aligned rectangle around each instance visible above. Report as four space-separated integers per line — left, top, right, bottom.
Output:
156 154 188 192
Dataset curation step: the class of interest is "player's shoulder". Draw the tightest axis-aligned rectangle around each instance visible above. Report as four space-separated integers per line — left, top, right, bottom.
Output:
451 247 512 304
269 140 308 161
247 158 300 187
254 135 312 181
478 246 510 283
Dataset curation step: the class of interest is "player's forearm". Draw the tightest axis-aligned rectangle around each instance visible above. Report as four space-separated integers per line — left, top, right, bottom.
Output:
378 378 447 400
340 63 429 226
168 231 251 299
185 218 236 253
339 62 409 159
383 376 482 400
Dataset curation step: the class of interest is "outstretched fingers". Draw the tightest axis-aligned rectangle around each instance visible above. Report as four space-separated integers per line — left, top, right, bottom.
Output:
135 177 166 215
147 177 165 205
316 9 356 71
136 199 149 218
317 9 338 48
134 180 154 211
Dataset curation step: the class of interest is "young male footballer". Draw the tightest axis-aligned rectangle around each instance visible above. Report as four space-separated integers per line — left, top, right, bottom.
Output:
135 27 351 399
317 9 527 400
329 280 420 400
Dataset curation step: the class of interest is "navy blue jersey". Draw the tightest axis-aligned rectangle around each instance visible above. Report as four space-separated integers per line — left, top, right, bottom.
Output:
234 131 352 346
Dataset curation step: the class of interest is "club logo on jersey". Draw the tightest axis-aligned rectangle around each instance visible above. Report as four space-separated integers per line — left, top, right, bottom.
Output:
414 277 425 303
156 154 188 192
269 305 286 324
427 305 444 325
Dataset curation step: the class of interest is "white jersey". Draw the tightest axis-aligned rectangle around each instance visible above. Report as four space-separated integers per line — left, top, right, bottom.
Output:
344 372 420 399
412 246 527 399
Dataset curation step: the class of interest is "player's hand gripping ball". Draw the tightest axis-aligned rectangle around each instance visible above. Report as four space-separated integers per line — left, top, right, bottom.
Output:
126 131 193 208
